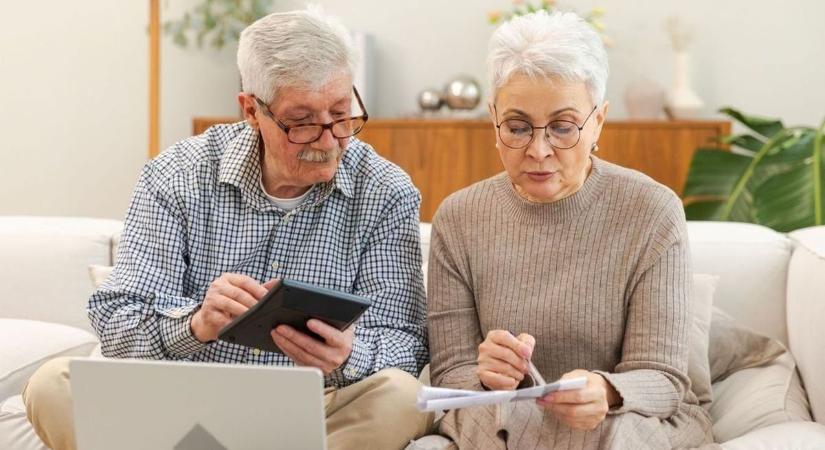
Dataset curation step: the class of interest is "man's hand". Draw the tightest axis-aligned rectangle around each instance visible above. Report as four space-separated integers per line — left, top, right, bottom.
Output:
190 274 278 343
536 369 621 431
477 329 535 390
271 320 354 376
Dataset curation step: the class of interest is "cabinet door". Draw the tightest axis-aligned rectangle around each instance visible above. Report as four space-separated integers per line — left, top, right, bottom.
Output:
597 121 730 197
360 123 502 221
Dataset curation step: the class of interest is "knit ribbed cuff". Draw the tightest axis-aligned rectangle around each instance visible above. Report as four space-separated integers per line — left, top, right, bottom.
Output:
594 369 680 418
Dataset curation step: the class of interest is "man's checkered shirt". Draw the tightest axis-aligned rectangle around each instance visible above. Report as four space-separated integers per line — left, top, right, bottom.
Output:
88 122 428 387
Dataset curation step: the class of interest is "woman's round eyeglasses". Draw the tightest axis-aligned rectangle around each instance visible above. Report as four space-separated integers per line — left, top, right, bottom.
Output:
494 105 597 150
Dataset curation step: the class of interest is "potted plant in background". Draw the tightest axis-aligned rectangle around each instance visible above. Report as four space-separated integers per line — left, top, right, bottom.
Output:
164 0 273 49
487 0 610 46
683 108 825 232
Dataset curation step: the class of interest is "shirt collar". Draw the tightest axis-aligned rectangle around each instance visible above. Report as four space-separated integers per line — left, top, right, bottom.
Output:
218 123 355 212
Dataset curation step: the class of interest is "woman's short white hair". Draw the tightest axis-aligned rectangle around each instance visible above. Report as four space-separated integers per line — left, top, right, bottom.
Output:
488 11 608 105
237 7 358 104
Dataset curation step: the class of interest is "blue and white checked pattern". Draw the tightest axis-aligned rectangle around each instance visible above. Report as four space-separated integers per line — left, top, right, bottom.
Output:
88 122 428 387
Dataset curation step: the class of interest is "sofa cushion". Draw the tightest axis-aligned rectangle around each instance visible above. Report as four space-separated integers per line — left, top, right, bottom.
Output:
0 216 122 332
720 421 825 449
0 319 98 401
0 395 48 450
688 221 792 345
710 352 811 443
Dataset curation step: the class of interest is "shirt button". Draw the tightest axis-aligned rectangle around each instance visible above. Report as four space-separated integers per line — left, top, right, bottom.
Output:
252 348 261 356
345 368 357 377
271 261 280 270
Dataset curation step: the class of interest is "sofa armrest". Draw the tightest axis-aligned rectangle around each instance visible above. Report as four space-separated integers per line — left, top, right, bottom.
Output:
788 226 825 424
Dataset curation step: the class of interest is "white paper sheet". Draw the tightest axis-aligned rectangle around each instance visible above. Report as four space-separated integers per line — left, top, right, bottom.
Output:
416 377 587 412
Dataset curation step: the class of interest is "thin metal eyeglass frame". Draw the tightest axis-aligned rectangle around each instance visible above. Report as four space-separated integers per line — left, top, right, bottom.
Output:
494 104 598 150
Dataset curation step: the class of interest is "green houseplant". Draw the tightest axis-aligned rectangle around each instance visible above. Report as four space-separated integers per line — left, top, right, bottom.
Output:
487 0 605 28
164 0 273 49
683 108 825 232
487 0 609 45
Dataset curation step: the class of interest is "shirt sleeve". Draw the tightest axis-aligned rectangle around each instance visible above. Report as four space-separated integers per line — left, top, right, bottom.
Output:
594 194 693 418
426 198 485 392
88 163 207 359
329 186 429 386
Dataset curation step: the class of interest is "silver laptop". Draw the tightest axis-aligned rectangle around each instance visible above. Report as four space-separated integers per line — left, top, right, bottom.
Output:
70 358 327 450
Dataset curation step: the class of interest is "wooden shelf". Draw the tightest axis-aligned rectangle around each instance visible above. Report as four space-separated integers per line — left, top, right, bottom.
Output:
192 117 730 222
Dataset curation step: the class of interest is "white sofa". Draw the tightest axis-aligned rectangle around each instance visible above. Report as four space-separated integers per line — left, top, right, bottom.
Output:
1 216 825 449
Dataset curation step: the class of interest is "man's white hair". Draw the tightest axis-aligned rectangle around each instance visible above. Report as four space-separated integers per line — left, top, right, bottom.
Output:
487 11 608 105
237 7 358 104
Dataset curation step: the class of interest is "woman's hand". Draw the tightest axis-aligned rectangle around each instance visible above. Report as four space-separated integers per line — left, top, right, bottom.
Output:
537 369 621 431
477 329 535 390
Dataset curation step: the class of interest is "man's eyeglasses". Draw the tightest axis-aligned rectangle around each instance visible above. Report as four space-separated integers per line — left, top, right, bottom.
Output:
494 105 597 150
254 86 369 145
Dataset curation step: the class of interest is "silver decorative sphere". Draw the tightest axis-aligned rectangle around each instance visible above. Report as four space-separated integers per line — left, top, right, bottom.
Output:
443 75 481 110
417 88 443 111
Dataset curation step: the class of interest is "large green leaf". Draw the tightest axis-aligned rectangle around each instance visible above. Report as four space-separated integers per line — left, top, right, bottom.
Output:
815 119 825 224
757 131 815 181
721 134 764 153
683 110 825 232
753 123 825 231
683 149 752 198
684 200 725 221
753 164 815 232
720 107 784 138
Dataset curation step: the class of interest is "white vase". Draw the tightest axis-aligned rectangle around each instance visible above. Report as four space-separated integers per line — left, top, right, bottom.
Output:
624 77 667 120
666 51 704 120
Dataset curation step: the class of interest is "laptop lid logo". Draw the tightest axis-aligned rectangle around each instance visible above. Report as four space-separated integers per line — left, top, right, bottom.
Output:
174 423 228 450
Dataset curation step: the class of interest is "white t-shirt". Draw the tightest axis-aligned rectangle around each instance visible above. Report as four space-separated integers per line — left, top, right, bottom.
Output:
259 178 313 211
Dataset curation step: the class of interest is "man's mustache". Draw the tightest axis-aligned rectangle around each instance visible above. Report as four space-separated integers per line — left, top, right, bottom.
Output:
297 146 343 163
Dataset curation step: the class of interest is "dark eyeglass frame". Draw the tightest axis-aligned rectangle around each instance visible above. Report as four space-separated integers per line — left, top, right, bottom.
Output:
254 85 369 144
494 104 598 150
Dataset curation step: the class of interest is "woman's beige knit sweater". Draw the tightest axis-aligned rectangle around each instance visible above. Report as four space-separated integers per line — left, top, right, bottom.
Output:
427 156 716 449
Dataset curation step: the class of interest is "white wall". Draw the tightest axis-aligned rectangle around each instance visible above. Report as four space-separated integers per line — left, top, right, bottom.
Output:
0 1 149 219
290 0 825 127
0 0 241 219
2 0 823 219
159 1 241 152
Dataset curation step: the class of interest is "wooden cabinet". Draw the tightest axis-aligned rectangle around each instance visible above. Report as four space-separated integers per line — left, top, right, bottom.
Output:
193 118 729 222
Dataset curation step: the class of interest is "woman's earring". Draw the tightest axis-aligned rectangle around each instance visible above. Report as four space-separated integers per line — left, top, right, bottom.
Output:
591 142 599 152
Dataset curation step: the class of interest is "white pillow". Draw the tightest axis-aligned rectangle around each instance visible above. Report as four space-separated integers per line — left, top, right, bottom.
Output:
710 352 812 443
688 273 716 407
0 319 98 400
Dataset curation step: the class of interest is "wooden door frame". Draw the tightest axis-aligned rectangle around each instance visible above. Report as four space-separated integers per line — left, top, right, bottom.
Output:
149 0 160 158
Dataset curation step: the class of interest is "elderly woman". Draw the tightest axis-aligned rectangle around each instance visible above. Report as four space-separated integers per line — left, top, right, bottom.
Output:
427 11 714 450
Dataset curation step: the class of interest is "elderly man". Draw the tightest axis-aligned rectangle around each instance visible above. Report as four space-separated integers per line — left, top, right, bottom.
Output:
23 9 432 450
